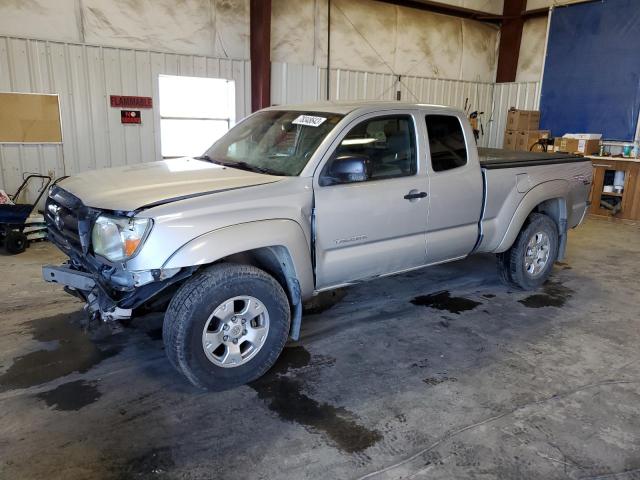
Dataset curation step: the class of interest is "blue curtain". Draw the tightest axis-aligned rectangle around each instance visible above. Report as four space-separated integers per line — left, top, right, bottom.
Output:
540 0 640 140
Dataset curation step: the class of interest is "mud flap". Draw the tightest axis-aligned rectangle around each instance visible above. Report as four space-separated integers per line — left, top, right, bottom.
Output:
289 277 303 340
557 218 568 261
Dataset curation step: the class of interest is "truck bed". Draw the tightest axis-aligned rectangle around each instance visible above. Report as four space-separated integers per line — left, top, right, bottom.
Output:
478 148 586 169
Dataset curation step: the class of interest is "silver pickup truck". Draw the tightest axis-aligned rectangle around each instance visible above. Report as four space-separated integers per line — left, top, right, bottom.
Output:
43 102 592 390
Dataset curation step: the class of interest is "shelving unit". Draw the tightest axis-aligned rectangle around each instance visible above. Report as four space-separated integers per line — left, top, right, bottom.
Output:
586 156 640 222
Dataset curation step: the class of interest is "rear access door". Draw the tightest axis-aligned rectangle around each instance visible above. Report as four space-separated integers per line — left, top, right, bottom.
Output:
313 111 429 289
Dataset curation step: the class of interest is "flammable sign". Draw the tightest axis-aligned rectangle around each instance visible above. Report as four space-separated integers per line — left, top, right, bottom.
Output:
121 110 141 124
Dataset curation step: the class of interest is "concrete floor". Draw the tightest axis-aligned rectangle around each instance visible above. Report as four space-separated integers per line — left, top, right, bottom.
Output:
1 217 639 480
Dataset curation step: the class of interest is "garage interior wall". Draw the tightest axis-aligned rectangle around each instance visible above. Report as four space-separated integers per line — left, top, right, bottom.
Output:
271 0 501 82
0 35 251 200
1 0 539 200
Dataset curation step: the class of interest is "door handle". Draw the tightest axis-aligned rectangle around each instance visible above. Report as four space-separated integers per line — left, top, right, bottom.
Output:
404 191 428 200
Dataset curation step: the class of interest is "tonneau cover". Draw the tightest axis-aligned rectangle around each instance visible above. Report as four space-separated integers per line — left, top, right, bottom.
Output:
478 148 586 169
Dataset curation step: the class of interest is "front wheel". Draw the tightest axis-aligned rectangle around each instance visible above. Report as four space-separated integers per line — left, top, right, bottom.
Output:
497 213 559 290
163 263 291 390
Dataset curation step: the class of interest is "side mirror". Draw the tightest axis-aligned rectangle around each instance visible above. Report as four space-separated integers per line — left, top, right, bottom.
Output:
320 155 371 186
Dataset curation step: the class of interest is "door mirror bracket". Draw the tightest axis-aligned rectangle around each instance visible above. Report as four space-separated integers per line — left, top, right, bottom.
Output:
320 155 371 186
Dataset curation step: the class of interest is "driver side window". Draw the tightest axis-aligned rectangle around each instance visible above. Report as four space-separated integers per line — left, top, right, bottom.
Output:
321 115 417 185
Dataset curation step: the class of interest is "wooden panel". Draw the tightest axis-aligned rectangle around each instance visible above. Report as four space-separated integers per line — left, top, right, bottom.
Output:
589 162 607 215
626 163 640 220
589 159 640 220
0 92 62 143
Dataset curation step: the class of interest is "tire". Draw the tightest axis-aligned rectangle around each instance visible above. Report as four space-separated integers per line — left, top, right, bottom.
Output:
5 230 28 254
496 213 559 290
163 263 291 390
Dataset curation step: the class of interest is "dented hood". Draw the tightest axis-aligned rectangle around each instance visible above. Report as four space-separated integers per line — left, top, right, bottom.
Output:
59 158 282 212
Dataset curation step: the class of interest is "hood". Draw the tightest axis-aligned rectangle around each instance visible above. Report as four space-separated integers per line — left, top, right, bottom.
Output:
59 158 282 212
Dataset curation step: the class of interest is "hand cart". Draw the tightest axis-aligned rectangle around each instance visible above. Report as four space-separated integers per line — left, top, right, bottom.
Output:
0 174 52 254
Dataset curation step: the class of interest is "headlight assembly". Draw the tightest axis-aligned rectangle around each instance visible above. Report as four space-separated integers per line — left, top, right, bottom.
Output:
91 215 152 262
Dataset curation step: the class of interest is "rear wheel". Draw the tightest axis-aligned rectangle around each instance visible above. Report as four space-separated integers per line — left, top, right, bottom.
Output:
5 230 28 254
163 263 290 390
497 213 558 290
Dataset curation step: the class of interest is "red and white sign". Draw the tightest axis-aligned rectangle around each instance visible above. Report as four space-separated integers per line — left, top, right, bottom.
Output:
121 110 141 124
110 95 153 109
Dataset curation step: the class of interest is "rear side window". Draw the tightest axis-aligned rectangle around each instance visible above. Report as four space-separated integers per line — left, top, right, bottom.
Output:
425 115 467 172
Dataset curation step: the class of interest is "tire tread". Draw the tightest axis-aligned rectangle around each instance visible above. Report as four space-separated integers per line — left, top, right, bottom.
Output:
496 213 558 290
163 263 290 390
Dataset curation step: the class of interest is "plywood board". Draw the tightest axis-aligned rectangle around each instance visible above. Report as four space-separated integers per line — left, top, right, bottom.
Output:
0 93 62 143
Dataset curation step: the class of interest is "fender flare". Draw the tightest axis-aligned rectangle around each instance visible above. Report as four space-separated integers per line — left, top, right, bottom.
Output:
494 180 569 253
162 219 314 340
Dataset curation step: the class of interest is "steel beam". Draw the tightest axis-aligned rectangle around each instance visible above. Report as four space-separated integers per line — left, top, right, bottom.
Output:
250 0 271 112
373 0 502 24
496 0 527 82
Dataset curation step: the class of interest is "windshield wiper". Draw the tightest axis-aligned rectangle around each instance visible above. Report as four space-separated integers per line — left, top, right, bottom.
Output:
193 156 284 176
194 154 215 162
218 160 285 176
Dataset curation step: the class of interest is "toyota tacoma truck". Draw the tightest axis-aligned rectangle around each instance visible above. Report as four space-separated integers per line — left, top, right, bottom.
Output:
42 102 592 390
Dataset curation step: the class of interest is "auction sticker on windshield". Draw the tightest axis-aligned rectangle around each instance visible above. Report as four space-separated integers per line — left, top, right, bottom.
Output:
292 115 327 127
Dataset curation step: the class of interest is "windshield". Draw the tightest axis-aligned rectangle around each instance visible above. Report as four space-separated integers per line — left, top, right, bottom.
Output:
202 110 344 176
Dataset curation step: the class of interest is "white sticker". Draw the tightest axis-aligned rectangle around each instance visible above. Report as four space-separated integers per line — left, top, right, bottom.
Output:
292 115 327 127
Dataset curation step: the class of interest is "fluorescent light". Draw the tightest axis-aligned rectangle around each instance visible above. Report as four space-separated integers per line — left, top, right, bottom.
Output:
341 138 377 146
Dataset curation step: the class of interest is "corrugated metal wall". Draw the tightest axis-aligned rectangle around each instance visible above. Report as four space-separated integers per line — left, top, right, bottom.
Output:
486 81 542 148
271 63 542 152
1 43 540 204
0 35 250 203
272 62 496 147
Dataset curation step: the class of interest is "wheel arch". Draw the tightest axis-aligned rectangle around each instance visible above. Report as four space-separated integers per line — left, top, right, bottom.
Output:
494 180 569 258
162 219 314 340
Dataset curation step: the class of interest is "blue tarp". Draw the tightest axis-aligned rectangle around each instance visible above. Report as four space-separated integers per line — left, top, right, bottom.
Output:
540 0 640 141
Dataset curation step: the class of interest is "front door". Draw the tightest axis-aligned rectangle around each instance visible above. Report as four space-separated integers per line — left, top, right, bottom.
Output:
313 112 429 289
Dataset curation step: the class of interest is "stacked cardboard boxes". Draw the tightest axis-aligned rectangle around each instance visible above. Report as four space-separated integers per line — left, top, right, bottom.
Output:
554 134 601 155
503 108 550 152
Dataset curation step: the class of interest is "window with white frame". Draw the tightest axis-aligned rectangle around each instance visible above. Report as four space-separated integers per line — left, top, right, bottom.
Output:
159 75 235 158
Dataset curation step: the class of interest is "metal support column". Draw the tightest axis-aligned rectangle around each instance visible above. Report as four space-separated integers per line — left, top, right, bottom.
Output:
250 0 272 111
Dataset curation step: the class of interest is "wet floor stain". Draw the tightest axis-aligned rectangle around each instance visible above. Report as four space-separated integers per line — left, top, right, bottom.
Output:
36 379 101 411
0 312 123 391
303 288 348 315
423 376 457 386
556 261 572 270
146 328 163 341
250 346 382 453
518 280 574 309
411 290 482 314
268 345 312 374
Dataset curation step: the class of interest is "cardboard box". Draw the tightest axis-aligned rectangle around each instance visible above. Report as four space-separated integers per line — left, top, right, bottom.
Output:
555 137 600 155
516 130 551 152
506 108 540 131
503 130 517 150
563 133 602 140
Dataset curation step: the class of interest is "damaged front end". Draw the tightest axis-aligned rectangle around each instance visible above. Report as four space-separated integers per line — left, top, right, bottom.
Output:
42 185 194 322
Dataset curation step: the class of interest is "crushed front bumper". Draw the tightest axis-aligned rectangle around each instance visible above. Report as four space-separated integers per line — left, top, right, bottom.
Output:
43 264 96 291
43 185 197 321
42 264 134 321
43 262 196 321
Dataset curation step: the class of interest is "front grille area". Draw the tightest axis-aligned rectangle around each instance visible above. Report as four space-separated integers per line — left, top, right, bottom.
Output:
45 186 87 254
